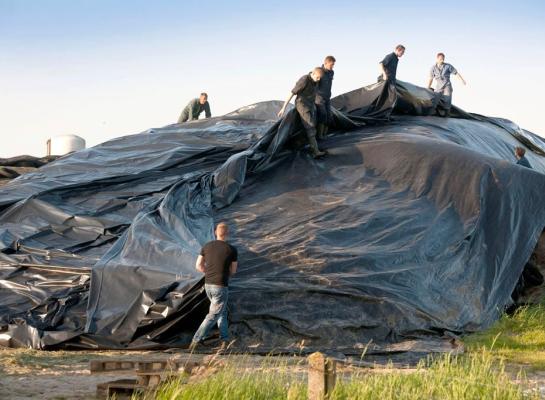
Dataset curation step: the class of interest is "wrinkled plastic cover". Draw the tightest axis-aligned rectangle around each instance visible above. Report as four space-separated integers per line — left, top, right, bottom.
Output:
1 82 545 353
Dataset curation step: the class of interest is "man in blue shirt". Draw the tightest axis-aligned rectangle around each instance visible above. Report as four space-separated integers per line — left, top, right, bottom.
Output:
378 45 405 84
427 53 466 117
515 146 532 169
316 55 336 139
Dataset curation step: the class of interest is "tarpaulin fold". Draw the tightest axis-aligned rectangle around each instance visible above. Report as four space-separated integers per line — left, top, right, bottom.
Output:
1 81 545 353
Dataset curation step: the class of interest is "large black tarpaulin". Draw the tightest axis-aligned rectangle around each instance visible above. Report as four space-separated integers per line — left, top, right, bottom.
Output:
1 81 545 353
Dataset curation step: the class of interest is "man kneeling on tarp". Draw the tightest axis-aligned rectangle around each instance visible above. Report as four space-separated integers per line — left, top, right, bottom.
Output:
190 222 238 352
277 67 327 158
177 92 212 123
514 146 532 169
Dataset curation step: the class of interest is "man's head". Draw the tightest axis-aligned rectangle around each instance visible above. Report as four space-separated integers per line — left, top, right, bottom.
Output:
310 67 324 82
323 55 336 71
395 45 406 58
515 146 526 159
199 92 208 105
436 52 445 65
215 222 229 240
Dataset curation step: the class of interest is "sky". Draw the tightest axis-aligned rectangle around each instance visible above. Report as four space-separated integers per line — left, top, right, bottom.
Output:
1 0 544 158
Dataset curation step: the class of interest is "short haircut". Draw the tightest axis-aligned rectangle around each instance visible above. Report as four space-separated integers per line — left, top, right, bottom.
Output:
515 146 526 157
200 92 208 99
396 44 406 51
437 52 445 58
312 67 325 76
324 55 336 63
216 222 229 236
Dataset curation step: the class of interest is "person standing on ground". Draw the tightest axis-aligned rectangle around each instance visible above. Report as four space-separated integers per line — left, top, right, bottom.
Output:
316 55 336 140
190 222 238 351
177 92 212 123
514 146 532 169
378 45 405 84
277 67 327 158
427 53 466 117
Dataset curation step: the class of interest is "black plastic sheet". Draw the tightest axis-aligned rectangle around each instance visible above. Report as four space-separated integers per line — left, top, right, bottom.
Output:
1 82 545 353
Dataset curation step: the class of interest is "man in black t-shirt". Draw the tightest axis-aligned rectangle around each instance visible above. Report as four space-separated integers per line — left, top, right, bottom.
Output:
277 67 327 158
190 222 238 350
378 44 405 84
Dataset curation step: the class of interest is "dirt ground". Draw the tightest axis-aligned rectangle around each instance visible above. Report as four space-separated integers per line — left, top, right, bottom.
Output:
0 349 176 399
2 348 545 399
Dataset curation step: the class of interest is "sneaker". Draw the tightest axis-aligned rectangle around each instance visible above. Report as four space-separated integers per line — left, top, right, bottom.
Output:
188 340 202 352
312 150 327 159
215 339 236 353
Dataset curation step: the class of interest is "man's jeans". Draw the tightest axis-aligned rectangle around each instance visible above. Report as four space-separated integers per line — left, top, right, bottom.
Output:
432 86 453 116
192 284 229 342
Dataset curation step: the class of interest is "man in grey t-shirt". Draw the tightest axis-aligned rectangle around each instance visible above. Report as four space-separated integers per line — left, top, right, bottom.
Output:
427 53 466 117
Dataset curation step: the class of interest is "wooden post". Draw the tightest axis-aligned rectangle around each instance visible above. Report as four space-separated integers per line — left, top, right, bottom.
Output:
307 352 336 400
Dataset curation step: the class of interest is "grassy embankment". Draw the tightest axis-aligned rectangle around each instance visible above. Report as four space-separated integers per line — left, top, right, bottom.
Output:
140 304 545 400
2 305 544 399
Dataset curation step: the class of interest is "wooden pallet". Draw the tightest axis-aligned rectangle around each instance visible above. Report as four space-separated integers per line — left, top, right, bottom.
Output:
93 358 199 399
96 378 145 399
90 358 198 374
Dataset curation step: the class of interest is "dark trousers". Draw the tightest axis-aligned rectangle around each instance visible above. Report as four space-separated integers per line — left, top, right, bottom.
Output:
316 101 331 125
432 86 453 116
295 100 317 141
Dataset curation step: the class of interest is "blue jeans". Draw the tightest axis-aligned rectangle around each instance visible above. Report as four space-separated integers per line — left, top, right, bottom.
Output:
192 284 229 342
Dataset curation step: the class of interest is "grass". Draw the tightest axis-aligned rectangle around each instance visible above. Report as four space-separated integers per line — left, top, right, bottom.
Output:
135 304 545 400
136 350 537 400
464 304 545 370
3 304 545 399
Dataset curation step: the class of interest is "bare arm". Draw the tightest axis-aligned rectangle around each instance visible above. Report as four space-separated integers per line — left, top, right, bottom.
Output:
229 261 238 276
427 76 433 89
277 93 295 118
195 255 205 273
379 63 388 80
456 72 467 85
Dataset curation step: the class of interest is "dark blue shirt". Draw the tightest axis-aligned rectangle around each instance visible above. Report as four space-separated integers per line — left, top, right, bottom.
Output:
516 156 532 169
292 73 318 106
380 52 399 81
316 66 334 104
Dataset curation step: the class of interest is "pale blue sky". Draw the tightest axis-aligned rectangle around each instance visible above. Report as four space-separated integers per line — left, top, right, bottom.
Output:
1 0 544 157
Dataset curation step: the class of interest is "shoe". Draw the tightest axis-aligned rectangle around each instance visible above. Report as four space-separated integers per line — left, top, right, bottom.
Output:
316 124 326 140
215 338 236 353
312 149 327 159
215 341 228 353
308 136 326 159
188 340 202 352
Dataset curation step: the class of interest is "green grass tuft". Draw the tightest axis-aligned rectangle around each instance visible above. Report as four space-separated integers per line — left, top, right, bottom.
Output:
464 304 545 369
138 351 536 400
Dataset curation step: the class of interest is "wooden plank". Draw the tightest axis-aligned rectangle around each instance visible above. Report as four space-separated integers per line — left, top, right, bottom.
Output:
96 379 145 399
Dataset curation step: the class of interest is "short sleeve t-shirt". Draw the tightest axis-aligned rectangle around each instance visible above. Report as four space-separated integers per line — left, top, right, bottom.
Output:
380 52 399 81
430 63 458 91
292 74 318 105
200 240 238 287
516 156 532 169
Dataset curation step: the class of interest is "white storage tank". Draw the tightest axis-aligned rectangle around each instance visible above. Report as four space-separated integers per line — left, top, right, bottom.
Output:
47 135 86 156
